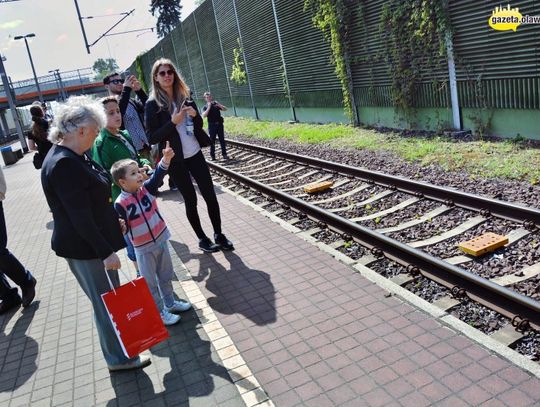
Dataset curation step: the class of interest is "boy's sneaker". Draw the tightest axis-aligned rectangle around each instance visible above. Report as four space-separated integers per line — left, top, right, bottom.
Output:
160 309 181 326
214 233 234 251
199 237 219 253
164 299 191 313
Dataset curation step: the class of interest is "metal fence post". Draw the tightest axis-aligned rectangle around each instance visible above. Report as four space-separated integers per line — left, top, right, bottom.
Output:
193 12 211 93
232 0 258 119
180 23 198 96
446 32 461 130
270 0 296 122
211 0 237 116
171 28 180 69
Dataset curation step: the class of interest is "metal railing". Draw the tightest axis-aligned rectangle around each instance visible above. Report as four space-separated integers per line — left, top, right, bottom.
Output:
0 67 96 98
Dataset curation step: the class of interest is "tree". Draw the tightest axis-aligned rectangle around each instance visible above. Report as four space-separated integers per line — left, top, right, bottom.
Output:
92 58 119 81
150 0 182 38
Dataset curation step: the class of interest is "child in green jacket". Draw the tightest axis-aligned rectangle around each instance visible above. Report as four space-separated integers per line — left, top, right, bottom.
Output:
92 96 152 201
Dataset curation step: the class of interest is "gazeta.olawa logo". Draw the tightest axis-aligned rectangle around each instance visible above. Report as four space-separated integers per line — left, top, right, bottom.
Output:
489 4 540 31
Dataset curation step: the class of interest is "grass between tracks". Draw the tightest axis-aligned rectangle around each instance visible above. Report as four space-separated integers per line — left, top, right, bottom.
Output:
224 117 540 184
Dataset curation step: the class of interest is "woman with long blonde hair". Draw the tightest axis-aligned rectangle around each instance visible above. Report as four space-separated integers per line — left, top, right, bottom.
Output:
144 58 234 253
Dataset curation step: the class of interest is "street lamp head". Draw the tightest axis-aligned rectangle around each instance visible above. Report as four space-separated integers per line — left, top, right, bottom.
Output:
13 33 36 40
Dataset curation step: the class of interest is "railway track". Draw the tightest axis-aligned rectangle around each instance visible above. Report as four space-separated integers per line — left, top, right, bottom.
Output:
207 140 540 361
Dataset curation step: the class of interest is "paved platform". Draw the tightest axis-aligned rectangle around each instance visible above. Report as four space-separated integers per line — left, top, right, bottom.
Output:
0 153 539 406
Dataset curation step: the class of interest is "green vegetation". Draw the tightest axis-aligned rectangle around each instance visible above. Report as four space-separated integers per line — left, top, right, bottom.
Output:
304 0 356 123
378 0 451 114
224 117 540 183
230 39 247 86
92 58 119 81
135 55 148 93
150 0 182 38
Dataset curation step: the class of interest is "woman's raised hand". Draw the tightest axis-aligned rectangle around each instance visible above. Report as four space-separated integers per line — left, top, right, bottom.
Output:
171 104 187 125
185 106 197 117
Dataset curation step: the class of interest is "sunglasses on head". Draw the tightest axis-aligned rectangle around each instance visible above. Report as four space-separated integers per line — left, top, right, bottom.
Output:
109 79 124 85
158 69 174 77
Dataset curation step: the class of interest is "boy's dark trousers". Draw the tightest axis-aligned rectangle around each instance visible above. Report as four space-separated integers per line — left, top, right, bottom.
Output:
0 202 31 300
208 122 227 159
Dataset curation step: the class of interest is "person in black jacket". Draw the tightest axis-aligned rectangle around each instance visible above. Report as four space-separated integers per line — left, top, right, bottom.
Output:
144 58 234 253
104 72 152 163
201 91 228 161
41 96 151 372
28 104 53 168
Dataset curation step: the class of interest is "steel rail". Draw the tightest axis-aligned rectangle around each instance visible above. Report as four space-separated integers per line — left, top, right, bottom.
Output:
209 160 540 329
226 140 540 228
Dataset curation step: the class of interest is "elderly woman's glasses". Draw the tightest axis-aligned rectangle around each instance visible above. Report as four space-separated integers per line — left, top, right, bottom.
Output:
158 69 174 77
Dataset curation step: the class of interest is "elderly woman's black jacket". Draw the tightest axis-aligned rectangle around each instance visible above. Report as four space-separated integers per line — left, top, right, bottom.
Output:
144 98 210 163
41 145 125 260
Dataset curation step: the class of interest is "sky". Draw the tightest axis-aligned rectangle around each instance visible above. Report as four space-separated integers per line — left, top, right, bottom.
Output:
0 0 197 81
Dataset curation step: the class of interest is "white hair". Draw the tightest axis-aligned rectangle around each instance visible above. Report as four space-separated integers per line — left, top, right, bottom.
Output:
48 96 106 144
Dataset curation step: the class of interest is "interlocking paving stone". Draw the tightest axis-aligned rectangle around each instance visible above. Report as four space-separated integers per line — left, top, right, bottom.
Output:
1 152 540 406
0 155 247 406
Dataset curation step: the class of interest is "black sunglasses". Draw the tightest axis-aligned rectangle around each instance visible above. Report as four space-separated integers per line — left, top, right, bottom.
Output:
109 79 124 85
158 69 175 77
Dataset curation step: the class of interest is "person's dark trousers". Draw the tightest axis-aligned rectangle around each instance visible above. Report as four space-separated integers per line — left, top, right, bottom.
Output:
0 202 31 300
208 123 227 159
168 151 222 239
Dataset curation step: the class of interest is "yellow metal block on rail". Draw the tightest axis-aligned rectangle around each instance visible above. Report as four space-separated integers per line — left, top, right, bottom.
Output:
458 232 509 256
304 180 333 194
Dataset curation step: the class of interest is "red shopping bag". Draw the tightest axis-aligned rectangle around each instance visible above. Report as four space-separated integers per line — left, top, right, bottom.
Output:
101 275 169 358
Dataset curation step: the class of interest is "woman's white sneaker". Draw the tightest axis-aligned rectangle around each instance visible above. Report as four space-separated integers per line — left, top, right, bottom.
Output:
164 300 192 313
160 309 181 326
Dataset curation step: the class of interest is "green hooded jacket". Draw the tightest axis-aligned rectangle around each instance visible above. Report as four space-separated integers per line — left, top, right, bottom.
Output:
92 128 151 201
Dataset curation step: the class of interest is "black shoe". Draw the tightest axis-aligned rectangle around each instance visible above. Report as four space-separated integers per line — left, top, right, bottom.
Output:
199 237 220 253
214 233 234 251
0 294 22 314
21 276 37 307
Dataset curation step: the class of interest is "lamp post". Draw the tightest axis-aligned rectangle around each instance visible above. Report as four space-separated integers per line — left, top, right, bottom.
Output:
13 33 43 103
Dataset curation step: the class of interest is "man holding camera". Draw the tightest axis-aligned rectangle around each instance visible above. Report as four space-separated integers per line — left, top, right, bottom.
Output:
103 72 153 163
201 91 228 161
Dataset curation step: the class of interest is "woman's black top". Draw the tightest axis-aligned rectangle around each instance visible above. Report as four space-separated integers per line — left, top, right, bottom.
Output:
29 117 53 157
41 144 126 260
145 98 209 164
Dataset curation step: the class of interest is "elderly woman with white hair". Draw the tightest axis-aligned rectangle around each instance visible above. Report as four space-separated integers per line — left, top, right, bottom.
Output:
41 96 151 372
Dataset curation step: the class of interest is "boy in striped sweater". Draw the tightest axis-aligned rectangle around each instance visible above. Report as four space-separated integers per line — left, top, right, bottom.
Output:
111 141 191 326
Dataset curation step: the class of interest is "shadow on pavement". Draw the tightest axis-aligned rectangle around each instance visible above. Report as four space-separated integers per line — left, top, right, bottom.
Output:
170 240 276 326
106 291 247 406
0 302 39 392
